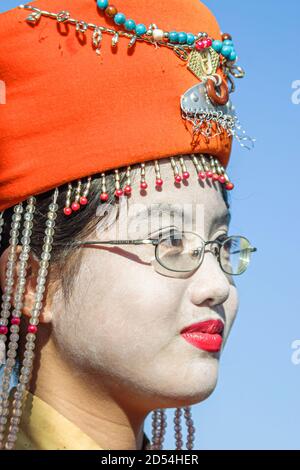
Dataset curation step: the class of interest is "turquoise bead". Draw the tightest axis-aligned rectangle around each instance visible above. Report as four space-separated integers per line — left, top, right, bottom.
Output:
221 45 233 58
135 24 147 36
124 19 136 31
186 33 196 45
223 39 234 46
96 0 109 10
114 13 126 25
229 50 237 61
169 31 179 43
178 32 187 44
212 40 223 53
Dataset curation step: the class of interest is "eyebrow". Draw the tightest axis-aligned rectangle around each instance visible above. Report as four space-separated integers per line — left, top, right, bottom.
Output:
129 204 231 230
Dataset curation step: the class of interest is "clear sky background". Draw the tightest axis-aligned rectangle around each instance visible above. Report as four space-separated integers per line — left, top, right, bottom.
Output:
1 0 299 450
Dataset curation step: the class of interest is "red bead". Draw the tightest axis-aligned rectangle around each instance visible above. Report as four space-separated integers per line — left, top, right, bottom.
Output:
140 182 148 190
213 173 220 181
80 196 88 206
124 185 132 195
195 40 205 50
0 326 8 335
63 207 72 216
71 202 80 211
183 172 190 180
198 172 206 181
156 178 163 187
219 175 226 184
226 182 235 191
202 39 209 48
28 325 37 334
206 171 213 179
115 189 123 198
175 175 182 183
206 38 212 47
11 317 21 326
100 192 109 202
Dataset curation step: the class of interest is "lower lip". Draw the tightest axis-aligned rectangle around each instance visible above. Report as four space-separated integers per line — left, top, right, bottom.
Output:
181 332 223 353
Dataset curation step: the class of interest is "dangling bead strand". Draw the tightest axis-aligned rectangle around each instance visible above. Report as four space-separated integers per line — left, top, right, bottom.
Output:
0 198 36 449
92 27 103 55
210 156 219 182
71 180 82 211
100 173 109 202
170 157 182 184
0 212 4 248
140 163 148 191
154 160 163 188
0 203 23 449
192 154 206 181
201 155 213 179
215 160 235 190
183 407 196 450
123 166 132 196
174 408 184 450
114 169 123 198
4 189 60 450
80 177 92 206
63 183 73 216
179 157 190 180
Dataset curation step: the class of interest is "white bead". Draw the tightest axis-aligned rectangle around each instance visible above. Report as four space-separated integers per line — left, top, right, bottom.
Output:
152 29 164 42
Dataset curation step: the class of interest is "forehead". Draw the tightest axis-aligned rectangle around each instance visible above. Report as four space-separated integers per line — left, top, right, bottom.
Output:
126 157 230 235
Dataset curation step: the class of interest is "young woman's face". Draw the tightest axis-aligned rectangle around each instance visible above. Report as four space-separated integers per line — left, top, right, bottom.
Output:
51 158 239 411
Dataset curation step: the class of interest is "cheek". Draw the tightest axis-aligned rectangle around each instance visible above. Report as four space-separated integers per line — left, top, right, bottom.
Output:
53 255 183 374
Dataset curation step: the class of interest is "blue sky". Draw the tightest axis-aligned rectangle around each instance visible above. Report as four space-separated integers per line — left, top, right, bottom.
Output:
1 0 299 450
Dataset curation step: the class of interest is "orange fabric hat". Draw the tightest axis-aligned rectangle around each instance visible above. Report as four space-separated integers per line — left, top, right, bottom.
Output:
0 0 233 212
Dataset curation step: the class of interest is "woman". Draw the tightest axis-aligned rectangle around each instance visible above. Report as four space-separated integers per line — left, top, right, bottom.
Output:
0 0 256 450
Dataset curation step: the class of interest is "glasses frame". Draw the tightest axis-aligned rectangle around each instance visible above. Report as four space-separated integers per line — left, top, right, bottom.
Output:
71 231 257 276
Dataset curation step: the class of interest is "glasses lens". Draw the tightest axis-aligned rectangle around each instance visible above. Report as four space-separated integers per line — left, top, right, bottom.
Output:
220 236 252 275
156 231 205 272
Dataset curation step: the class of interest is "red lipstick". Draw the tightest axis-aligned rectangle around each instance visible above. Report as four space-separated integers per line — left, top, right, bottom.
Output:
180 319 224 353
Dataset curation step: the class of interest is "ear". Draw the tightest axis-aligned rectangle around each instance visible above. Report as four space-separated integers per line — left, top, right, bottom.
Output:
0 246 53 324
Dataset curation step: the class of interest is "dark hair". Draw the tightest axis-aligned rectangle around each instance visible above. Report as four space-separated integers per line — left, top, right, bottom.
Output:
0 158 230 303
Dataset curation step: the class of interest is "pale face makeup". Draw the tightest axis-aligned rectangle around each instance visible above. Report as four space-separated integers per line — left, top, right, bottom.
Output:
50 157 239 412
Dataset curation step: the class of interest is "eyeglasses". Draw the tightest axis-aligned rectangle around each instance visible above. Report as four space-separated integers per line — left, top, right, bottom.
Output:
72 230 257 276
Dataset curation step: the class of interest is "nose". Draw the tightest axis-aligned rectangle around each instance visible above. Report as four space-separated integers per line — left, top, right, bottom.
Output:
187 250 231 308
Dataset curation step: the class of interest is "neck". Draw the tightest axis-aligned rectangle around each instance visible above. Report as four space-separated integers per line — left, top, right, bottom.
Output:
20 327 148 450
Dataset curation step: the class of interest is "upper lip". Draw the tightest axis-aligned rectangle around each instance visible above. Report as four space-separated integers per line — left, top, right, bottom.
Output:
180 319 225 336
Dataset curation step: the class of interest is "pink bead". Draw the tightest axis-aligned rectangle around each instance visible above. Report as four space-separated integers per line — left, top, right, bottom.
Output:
195 40 205 50
115 189 123 198
80 196 88 206
63 207 72 216
206 171 213 179
11 317 21 326
156 178 163 187
226 182 235 191
198 172 206 181
28 325 37 334
124 185 132 195
100 192 109 202
0 326 8 335
140 182 148 190
71 202 80 211
183 172 190 180
219 175 226 184
175 175 182 183
213 173 219 181
206 38 212 47
202 39 209 48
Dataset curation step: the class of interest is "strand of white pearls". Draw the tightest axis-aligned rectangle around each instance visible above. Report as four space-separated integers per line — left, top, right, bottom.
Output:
0 198 36 449
0 203 23 448
183 406 196 450
4 189 59 450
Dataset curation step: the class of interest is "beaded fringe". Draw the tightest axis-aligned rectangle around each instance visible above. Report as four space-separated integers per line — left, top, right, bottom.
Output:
63 154 234 216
